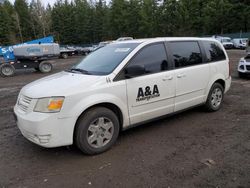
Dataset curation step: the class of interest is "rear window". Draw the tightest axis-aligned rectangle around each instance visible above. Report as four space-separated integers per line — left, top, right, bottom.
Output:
169 41 202 68
203 41 226 62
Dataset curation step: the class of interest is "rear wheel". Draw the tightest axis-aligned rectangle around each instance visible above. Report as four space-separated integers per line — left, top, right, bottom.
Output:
205 83 224 112
0 63 15 77
39 61 53 73
75 107 120 155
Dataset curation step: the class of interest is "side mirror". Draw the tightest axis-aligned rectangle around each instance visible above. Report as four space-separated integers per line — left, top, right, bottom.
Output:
125 65 145 78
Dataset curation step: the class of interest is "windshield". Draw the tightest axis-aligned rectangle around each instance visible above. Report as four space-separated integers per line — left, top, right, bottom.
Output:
222 38 232 43
242 39 248 43
71 43 140 75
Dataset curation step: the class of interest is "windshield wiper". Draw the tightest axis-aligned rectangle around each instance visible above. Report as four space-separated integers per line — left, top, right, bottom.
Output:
66 68 92 75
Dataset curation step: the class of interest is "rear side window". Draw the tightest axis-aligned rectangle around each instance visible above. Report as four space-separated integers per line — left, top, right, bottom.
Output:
203 41 226 62
169 41 202 68
128 43 169 75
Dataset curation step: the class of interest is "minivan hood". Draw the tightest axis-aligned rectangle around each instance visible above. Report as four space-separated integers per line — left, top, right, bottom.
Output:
21 71 104 98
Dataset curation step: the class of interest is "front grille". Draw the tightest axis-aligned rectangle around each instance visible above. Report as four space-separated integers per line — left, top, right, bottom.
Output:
246 65 250 71
18 95 32 113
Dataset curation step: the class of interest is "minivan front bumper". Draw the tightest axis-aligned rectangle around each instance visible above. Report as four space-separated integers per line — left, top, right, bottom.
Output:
14 105 76 148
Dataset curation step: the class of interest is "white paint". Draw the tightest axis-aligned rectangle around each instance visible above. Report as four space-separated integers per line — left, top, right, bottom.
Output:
14 37 231 149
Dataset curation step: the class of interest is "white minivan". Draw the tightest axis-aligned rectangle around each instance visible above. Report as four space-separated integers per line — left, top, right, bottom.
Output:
214 36 234 49
14 38 231 154
232 38 248 49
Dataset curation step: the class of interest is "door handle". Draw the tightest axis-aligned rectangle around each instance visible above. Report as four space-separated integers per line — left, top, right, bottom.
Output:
177 74 186 78
162 75 173 81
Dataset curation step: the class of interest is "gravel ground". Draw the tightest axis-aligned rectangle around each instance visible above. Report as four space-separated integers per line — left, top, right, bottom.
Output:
0 51 249 188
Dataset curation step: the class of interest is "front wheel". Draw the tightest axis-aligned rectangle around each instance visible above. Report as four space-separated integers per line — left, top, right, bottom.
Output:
205 83 224 112
75 107 120 155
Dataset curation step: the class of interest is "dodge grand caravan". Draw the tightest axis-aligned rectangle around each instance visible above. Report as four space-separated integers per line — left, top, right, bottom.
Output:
14 38 231 154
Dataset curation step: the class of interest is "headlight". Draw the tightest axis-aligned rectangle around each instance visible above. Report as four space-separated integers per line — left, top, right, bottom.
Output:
34 97 64 113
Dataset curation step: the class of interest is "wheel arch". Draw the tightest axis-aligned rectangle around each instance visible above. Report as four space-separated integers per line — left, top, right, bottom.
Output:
206 73 226 97
214 79 225 90
73 102 124 144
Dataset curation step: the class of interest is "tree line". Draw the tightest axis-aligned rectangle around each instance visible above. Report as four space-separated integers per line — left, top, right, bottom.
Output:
0 0 250 45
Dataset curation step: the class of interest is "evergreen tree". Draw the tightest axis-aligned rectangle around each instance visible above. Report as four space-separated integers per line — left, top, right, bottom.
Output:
14 0 33 42
0 1 17 45
203 0 232 35
110 0 129 38
30 0 50 38
139 0 158 37
1 0 250 45
160 0 180 36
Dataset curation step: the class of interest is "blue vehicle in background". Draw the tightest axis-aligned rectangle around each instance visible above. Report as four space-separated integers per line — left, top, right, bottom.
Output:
0 36 59 77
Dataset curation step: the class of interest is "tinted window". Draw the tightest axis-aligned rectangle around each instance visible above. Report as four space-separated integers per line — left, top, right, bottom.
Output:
72 43 140 75
127 43 168 75
169 41 202 68
203 41 226 62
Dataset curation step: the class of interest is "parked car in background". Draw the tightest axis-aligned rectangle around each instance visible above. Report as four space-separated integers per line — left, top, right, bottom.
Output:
93 41 112 51
233 38 248 49
116 37 133 41
214 36 234 49
59 46 78 59
75 46 93 55
238 53 250 78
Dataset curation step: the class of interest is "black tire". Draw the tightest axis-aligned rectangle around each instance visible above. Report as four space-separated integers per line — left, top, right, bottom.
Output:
61 53 68 59
204 83 224 112
39 61 53 73
75 107 120 155
0 63 15 77
238 72 245 78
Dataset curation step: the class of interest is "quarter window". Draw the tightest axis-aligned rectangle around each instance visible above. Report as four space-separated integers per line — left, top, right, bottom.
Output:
169 41 202 68
203 41 226 62
127 43 169 75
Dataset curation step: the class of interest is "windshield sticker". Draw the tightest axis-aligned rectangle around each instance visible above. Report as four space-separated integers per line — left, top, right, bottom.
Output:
115 48 130 52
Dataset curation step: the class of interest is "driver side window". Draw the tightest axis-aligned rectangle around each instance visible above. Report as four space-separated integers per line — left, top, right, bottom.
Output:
127 43 169 76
